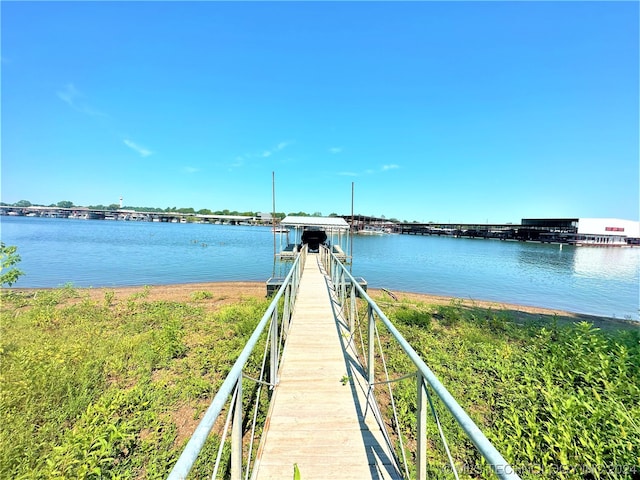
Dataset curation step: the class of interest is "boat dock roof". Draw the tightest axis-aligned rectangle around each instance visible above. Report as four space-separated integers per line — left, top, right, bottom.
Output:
281 216 350 231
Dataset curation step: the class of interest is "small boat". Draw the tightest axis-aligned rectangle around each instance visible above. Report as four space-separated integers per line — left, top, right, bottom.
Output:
301 226 328 252
357 225 386 235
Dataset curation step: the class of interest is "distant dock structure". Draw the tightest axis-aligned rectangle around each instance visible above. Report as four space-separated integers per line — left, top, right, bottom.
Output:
0 206 272 225
3 207 638 246
396 217 640 247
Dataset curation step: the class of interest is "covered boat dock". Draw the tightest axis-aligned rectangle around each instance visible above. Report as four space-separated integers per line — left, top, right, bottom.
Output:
277 216 351 261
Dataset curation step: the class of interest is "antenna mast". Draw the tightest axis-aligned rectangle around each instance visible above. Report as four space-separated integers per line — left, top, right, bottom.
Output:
350 182 354 263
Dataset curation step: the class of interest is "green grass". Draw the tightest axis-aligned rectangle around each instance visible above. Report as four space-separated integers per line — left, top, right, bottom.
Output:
0 287 270 479
368 295 640 479
2 287 638 479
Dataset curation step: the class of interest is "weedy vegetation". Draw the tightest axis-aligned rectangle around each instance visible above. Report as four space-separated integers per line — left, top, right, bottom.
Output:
1 286 270 479
1 243 25 287
365 294 640 479
191 290 214 301
1 284 638 479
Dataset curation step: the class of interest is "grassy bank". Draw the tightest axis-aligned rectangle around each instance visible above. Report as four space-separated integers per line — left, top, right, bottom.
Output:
1 285 638 479
368 293 640 479
1 285 270 479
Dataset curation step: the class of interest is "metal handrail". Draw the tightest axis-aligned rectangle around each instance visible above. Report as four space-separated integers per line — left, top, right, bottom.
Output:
319 245 521 480
167 245 307 480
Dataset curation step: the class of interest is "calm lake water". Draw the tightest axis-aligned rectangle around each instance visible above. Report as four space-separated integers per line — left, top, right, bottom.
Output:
2 216 639 321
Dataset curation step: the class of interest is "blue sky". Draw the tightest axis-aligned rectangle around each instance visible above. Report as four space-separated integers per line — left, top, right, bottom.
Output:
2 1 638 223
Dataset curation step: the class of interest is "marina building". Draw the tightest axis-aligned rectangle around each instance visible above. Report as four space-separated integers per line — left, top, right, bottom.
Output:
574 218 640 246
522 218 640 246
395 217 639 246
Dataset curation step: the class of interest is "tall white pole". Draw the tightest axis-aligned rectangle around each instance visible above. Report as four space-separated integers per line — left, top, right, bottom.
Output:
272 172 277 275
350 182 354 264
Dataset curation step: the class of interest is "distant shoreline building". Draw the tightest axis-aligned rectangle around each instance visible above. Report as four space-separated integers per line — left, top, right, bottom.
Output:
394 217 639 246
522 218 640 246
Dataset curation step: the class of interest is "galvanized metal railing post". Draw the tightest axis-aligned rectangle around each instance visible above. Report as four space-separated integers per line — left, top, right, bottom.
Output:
291 264 298 301
416 372 427 480
283 285 291 333
325 247 331 277
231 377 243 480
367 304 375 385
270 305 279 386
349 284 356 333
330 252 337 286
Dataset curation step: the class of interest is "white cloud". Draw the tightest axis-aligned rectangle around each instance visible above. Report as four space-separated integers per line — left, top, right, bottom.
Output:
329 147 343 154
260 141 292 159
124 139 153 157
56 83 104 116
56 83 80 106
232 141 293 166
183 166 199 174
336 164 400 177
227 156 245 169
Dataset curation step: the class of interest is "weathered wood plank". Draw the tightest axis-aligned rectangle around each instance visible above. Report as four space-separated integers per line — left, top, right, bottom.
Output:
252 254 401 480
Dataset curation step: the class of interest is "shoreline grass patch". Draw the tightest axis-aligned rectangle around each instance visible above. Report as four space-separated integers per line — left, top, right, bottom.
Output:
370 294 640 479
1 287 269 479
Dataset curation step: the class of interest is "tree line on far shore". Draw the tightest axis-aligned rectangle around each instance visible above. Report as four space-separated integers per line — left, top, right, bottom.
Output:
1 199 351 221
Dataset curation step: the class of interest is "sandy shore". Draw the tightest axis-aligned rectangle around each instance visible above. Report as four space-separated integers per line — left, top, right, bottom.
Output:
9 281 638 330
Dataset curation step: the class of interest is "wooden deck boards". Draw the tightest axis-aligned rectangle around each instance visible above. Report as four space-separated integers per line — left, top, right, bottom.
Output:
252 254 402 480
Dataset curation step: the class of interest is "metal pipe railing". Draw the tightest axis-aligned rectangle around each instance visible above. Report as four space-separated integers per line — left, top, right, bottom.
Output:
319 245 521 480
167 246 307 480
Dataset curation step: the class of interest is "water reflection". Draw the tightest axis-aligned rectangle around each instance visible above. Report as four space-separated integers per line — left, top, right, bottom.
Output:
573 246 640 281
517 242 575 272
517 242 640 283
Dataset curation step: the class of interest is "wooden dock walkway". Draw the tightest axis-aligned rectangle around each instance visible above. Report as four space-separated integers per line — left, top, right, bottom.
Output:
253 254 402 480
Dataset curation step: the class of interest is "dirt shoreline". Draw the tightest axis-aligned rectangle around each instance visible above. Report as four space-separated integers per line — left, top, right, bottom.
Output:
8 281 639 330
